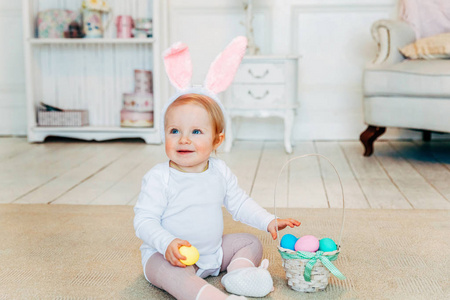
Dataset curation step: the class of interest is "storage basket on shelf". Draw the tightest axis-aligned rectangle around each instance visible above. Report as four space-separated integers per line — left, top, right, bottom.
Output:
37 102 89 127
274 154 346 293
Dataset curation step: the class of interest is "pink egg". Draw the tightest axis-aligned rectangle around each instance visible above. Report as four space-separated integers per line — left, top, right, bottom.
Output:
294 235 320 252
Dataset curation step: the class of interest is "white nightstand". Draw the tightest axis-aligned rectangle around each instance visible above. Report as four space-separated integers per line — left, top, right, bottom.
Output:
223 55 299 153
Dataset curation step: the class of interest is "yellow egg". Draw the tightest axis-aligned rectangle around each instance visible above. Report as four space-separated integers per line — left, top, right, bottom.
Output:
179 246 199 266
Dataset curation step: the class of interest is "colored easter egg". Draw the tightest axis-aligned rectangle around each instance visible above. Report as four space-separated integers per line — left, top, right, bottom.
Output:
179 246 200 266
294 235 320 252
319 238 337 252
280 234 298 250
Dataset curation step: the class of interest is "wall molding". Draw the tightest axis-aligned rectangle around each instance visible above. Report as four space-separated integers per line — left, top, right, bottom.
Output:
169 0 272 9
289 0 396 8
290 3 396 54
291 5 394 13
168 4 273 63
169 6 272 42
0 83 25 94
0 83 26 110
0 9 21 17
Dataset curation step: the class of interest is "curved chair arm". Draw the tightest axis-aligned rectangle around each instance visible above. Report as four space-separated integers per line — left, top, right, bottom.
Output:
371 19 416 65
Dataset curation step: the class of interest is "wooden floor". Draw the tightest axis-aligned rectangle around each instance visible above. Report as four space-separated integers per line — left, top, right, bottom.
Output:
1 137 449 209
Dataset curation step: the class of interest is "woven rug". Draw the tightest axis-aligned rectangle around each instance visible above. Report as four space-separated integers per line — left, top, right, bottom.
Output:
0 204 448 300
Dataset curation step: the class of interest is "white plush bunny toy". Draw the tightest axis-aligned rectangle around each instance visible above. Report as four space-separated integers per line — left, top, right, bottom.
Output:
160 36 248 142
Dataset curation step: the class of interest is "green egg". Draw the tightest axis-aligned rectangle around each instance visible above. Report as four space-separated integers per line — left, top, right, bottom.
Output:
319 238 337 252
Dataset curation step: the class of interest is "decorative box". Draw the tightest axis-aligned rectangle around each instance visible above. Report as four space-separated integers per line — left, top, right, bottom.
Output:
122 92 153 112
37 9 80 38
38 110 89 127
120 110 153 127
134 70 153 94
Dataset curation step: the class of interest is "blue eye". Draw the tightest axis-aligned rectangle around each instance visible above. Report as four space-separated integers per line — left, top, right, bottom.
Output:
192 129 202 134
170 129 179 134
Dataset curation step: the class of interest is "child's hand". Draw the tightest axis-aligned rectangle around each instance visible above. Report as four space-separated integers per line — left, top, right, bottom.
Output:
165 238 191 268
267 218 301 240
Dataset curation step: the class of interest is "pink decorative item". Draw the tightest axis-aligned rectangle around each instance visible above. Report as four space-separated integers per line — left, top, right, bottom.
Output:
120 110 153 127
294 235 320 252
122 93 153 112
120 69 153 127
134 70 153 93
116 15 134 38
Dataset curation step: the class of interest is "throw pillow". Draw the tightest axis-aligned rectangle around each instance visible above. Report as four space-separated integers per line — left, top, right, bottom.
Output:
399 32 450 59
399 0 450 39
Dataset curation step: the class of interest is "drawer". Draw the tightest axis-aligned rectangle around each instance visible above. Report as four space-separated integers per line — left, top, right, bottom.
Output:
234 62 286 84
229 84 287 108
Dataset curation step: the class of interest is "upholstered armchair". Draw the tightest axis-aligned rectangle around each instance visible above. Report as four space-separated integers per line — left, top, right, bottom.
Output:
360 20 450 156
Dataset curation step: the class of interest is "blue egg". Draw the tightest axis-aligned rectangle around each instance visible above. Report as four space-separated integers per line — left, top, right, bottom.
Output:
319 238 337 252
280 234 298 250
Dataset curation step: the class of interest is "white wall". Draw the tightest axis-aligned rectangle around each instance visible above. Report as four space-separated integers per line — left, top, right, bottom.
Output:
167 0 411 141
2 0 426 140
0 1 26 135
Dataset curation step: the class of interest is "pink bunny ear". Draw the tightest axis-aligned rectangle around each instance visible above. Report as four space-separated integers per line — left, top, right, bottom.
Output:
163 42 192 90
204 36 247 94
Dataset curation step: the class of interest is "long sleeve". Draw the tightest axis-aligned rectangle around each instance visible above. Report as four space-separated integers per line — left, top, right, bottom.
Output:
133 167 176 258
220 161 275 232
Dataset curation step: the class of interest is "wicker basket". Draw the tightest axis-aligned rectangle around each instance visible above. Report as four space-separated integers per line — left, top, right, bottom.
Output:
37 109 89 127
273 154 346 293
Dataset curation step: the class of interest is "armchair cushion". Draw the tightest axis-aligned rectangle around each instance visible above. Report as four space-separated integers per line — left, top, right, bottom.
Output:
364 96 450 133
364 60 450 98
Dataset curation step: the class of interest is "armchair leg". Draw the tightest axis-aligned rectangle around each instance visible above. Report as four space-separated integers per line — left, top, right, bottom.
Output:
422 130 431 141
360 126 386 156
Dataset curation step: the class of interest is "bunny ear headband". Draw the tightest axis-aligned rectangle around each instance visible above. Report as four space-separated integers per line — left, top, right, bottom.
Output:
160 36 248 142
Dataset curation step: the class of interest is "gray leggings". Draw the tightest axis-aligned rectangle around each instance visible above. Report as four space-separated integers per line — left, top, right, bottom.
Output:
145 233 263 300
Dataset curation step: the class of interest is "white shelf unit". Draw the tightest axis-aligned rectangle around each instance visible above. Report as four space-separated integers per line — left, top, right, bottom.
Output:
22 0 163 144
29 38 156 44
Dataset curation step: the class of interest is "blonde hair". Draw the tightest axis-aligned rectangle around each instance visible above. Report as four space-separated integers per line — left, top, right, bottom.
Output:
165 93 225 145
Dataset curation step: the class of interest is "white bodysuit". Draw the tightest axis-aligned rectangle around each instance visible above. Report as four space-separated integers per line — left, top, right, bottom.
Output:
134 157 275 279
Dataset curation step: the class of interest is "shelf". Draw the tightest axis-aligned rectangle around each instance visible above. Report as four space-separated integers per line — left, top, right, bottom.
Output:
33 126 156 132
29 38 155 45
24 0 163 145
30 126 160 144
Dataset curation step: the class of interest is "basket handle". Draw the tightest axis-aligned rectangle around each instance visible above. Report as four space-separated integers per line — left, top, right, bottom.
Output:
274 154 345 249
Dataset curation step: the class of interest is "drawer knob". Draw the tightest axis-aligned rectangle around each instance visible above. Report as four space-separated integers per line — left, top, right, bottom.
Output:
248 90 269 100
248 69 269 79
